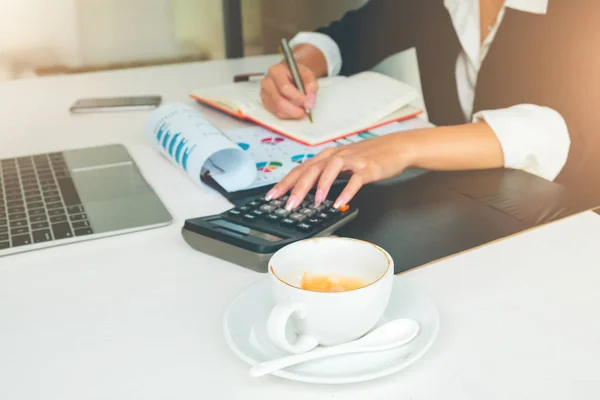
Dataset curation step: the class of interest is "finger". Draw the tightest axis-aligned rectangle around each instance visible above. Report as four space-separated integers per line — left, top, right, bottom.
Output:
301 68 318 94
315 156 345 205
265 148 338 201
279 82 310 108
286 162 326 210
271 66 308 107
334 173 366 208
277 97 306 119
260 77 287 116
260 86 281 117
261 78 304 119
266 164 308 200
300 67 318 108
261 89 304 119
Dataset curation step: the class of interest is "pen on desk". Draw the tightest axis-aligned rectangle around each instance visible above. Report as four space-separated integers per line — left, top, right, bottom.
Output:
279 38 313 123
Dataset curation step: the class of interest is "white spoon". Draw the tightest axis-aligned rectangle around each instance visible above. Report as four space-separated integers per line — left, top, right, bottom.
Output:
249 318 420 378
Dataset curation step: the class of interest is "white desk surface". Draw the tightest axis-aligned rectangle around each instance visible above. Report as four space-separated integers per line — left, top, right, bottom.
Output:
1 55 599 400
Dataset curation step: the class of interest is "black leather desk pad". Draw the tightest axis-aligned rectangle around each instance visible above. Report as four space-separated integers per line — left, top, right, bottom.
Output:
333 169 593 274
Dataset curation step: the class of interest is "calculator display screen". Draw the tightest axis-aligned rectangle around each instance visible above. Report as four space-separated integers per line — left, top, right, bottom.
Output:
212 219 284 242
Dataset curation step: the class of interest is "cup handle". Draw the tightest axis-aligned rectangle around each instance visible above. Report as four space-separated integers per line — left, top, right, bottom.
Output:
267 302 319 354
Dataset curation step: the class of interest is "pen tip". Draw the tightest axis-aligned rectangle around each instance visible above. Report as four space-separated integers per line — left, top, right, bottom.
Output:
307 111 313 123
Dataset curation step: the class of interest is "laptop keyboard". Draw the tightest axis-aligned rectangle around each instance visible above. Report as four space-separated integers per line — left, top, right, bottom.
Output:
0 153 94 251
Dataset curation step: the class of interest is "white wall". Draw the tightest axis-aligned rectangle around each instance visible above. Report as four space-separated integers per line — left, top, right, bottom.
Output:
0 0 80 79
171 0 226 59
0 0 182 67
171 0 264 59
77 0 179 66
0 0 250 80
0 0 185 79
0 0 79 63
0 0 426 98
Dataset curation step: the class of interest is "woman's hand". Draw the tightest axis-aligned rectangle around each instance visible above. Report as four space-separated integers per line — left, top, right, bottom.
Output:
266 133 417 210
265 121 505 210
260 63 318 120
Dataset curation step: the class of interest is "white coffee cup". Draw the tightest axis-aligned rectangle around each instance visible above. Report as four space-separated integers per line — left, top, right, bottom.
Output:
266 237 394 354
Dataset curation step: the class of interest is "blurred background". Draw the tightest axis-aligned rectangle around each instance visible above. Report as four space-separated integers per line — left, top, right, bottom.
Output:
0 0 422 105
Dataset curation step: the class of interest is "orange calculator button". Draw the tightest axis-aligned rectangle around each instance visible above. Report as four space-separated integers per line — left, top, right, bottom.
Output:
338 205 350 212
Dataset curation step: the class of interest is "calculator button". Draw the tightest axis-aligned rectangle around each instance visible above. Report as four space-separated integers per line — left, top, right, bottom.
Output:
259 204 276 212
269 200 283 207
296 222 313 231
265 214 280 222
239 205 252 212
274 209 290 217
327 207 342 217
316 212 329 220
228 209 242 217
281 218 296 227
322 199 333 207
299 208 315 216
251 209 265 217
248 200 264 207
289 213 307 222
308 217 323 225
279 195 289 202
305 194 315 202
338 204 350 212
243 214 257 221
309 204 326 211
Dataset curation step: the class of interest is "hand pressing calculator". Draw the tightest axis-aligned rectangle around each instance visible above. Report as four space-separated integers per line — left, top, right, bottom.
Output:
181 194 358 272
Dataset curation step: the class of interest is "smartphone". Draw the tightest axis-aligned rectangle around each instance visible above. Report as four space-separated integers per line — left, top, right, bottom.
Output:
69 95 162 113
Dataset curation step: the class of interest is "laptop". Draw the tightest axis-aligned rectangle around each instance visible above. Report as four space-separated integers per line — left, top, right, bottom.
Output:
0 144 172 256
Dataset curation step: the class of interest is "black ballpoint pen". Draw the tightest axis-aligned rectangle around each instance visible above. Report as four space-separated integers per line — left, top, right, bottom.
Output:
279 38 313 123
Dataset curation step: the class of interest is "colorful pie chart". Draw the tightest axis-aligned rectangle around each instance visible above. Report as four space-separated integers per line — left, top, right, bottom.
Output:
256 161 283 173
291 153 315 164
261 137 285 145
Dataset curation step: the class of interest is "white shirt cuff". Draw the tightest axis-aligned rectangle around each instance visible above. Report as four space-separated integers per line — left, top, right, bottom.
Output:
473 104 570 181
289 32 342 77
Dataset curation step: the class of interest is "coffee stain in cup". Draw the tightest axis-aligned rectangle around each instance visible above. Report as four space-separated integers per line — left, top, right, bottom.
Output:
300 272 368 292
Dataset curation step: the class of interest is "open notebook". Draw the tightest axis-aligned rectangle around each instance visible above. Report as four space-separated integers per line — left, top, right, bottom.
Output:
190 71 422 146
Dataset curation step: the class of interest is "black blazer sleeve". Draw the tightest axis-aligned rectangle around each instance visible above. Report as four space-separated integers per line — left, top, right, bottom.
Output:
315 0 418 76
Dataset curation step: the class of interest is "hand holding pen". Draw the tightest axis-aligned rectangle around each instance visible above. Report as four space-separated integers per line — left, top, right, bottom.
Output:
279 38 313 122
259 40 318 121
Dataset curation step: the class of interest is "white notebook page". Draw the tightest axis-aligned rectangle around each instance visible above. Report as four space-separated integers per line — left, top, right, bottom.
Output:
244 72 418 143
192 72 419 144
192 77 344 111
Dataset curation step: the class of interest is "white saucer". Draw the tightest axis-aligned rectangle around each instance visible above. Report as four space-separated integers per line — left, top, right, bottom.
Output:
223 277 440 384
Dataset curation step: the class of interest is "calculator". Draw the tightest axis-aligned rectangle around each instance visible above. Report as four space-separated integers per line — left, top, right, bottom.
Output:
181 194 358 272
